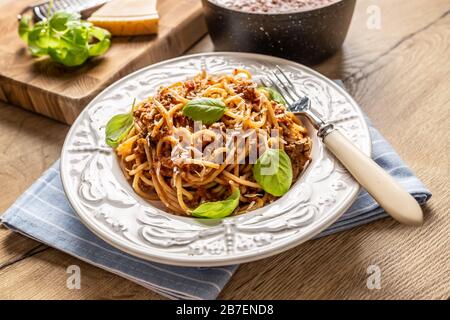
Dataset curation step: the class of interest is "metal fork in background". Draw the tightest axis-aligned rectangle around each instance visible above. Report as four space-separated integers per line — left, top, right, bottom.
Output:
262 66 423 226
18 0 109 22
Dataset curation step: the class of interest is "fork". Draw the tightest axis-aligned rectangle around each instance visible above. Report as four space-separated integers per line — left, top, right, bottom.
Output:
261 66 423 226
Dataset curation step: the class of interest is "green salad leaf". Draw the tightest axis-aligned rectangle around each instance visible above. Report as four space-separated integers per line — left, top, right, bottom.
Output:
105 100 136 148
182 98 226 125
19 15 31 41
252 148 293 196
18 10 111 67
258 86 287 106
88 27 111 56
49 11 80 31
48 45 90 67
27 21 54 56
191 188 240 219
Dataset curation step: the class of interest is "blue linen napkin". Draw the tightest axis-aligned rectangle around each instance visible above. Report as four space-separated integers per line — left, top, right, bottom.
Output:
0 89 431 300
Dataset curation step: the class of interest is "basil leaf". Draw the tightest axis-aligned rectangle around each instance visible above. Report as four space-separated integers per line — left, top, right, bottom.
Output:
252 149 293 196
18 10 111 67
105 108 135 150
48 45 90 67
182 98 226 125
18 16 31 42
105 113 133 148
49 11 80 31
88 37 111 56
88 27 111 56
269 88 287 106
258 86 287 106
89 26 110 41
61 26 89 47
105 99 136 147
27 24 53 56
192 188 240 219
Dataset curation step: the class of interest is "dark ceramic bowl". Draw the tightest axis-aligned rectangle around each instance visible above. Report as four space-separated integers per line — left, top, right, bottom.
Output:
202 0 356 65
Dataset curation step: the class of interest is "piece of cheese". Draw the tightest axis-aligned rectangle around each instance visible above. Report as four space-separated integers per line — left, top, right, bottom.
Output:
88 0 159 36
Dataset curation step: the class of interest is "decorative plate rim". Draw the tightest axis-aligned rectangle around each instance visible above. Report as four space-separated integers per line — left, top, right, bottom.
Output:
61 52 371 266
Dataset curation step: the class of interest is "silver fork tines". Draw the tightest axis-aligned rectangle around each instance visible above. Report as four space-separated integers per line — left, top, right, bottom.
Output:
262 65 327 130
262 66 307 109
274 66 302 102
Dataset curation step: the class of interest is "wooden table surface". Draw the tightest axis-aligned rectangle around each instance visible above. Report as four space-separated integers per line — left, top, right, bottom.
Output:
0 0 449 299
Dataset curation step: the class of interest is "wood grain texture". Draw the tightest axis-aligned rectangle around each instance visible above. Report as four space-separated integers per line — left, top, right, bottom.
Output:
0 0 449 300
0 0 207 124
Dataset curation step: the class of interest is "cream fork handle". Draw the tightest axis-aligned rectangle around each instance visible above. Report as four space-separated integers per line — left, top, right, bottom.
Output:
322 129 423 225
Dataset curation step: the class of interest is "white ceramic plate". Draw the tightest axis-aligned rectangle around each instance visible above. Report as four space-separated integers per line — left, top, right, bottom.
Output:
61 53 371 266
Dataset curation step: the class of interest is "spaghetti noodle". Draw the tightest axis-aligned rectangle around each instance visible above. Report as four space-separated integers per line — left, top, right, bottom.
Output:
115 69 312 216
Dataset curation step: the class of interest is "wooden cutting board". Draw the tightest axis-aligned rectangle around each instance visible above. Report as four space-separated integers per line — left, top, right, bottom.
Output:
0 0 207 124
